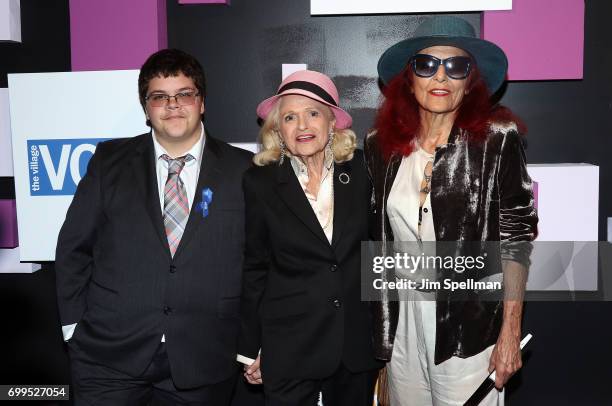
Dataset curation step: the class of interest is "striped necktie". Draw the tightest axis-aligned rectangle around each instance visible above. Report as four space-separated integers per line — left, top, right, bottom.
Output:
161 154 194 256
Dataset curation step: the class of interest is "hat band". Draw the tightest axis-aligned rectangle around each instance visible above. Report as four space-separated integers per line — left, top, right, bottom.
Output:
277 81 338 107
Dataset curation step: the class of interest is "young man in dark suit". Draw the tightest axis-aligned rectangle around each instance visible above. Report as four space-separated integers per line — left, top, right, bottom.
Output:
55 49 252 405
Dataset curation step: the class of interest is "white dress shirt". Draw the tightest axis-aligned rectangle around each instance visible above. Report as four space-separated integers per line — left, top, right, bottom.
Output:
153 127 205 214
291 149 335 243
62 125 205 342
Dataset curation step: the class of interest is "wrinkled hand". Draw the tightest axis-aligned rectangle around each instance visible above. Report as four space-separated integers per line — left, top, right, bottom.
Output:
488 329 522 389
244 355 262 385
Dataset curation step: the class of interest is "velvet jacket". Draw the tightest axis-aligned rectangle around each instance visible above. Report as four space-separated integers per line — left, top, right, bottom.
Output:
364 123 538 364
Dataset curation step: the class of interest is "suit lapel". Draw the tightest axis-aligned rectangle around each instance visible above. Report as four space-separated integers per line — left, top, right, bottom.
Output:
276 160 330 245
331 160 354 247
130 133 171 257
173 135 222 259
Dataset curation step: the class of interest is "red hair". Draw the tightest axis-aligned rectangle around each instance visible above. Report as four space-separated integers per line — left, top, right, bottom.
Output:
374 66 526 158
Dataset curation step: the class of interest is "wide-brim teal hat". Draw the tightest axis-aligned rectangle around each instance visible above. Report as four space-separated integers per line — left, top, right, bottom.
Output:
378 16 508 93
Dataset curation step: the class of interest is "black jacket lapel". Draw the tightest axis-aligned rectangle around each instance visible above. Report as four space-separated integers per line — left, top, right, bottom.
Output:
173 135 222 258
130 133 171 257
276 160 329 245
331 161 354 247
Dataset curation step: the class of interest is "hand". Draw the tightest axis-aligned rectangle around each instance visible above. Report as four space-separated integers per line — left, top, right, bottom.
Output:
244 355 262 385
488 328 522 389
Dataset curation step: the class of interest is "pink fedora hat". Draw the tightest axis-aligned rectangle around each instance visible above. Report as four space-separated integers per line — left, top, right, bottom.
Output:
256 70 352 129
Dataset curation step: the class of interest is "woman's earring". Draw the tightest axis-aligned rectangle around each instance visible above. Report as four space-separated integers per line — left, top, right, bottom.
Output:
279 138 286 165
327 129 335 149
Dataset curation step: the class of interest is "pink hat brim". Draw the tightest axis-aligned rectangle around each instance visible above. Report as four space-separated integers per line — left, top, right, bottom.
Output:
256 89 352 129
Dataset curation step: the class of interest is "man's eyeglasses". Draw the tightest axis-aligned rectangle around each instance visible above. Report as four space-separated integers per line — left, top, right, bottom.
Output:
409 54 472 80
145 91 200 107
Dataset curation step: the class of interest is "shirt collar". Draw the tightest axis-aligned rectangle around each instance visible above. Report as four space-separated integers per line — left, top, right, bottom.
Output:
152 124 206 164
289 147 334 181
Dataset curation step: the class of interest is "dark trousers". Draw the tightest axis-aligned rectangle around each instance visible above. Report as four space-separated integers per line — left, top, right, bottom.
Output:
263 363 379 406
68 342 236 406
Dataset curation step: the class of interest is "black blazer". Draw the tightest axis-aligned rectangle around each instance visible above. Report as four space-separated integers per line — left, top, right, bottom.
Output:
239 150 381 381
55 132 252 388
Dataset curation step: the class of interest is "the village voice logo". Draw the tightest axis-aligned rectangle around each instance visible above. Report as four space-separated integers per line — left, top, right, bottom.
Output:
27 138 110 196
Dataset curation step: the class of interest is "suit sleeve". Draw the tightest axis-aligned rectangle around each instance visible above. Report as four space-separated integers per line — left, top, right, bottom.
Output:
498 129 538 267
363 131 379 241
238 171 271 359
55 145 104 326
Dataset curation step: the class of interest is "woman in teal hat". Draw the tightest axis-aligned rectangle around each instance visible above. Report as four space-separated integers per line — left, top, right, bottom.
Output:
365 15 538 405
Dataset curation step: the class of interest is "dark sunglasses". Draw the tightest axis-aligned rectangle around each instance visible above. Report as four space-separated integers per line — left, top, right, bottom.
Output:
409 54 472 80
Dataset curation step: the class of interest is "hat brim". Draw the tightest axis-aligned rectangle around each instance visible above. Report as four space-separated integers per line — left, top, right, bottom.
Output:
378 36 508 94
256 89 353 129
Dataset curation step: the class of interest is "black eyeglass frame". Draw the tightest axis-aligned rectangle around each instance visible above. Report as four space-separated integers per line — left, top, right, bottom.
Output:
145 91 201 107
409 54 473 80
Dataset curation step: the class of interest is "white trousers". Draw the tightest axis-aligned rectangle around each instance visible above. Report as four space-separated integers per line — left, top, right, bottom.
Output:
388 293 504 406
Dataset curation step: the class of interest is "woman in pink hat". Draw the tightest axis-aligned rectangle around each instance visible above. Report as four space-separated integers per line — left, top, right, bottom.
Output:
238 70 381 405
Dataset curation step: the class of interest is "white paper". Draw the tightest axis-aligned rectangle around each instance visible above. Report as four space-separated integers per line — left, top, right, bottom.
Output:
526 164 599 291
230 143 258 153
0 246 41 273
9 70 148 261
0 0 21 42
282 64 308 80
0 88 13 176
311 0 512 15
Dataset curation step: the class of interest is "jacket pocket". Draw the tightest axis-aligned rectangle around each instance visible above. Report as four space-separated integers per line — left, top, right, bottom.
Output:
86 278 119 312
261 291 309 322
217 296 241 319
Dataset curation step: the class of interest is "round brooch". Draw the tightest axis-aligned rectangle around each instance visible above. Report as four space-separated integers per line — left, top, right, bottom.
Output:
339 172 350 184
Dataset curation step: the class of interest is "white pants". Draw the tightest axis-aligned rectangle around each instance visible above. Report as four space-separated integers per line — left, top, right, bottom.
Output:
388 292 503 406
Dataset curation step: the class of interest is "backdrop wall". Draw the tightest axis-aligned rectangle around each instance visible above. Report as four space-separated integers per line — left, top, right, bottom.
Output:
167 0 611 240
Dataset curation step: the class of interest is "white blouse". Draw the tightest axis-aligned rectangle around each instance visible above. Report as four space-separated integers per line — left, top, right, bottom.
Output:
290 150 334 244
386 145 436 281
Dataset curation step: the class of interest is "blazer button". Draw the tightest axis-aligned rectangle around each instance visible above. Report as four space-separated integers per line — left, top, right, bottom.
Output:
169 265 176 273
332 299 341 309
330 264 338 272
423 208 429 213
163 306 172 315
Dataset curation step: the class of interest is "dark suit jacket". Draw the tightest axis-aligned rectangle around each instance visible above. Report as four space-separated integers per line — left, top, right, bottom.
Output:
239 150 381 381
55 132 252 388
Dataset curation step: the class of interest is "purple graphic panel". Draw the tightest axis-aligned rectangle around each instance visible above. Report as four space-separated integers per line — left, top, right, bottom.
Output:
70 0 167 71
0 200 18 248
482 0 584 80
179 0 229 4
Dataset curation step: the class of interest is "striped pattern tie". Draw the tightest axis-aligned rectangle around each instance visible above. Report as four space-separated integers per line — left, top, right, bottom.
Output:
162 154 194 256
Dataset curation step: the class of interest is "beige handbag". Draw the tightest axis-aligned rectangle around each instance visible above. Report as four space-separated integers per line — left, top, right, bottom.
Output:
375 366 390 406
